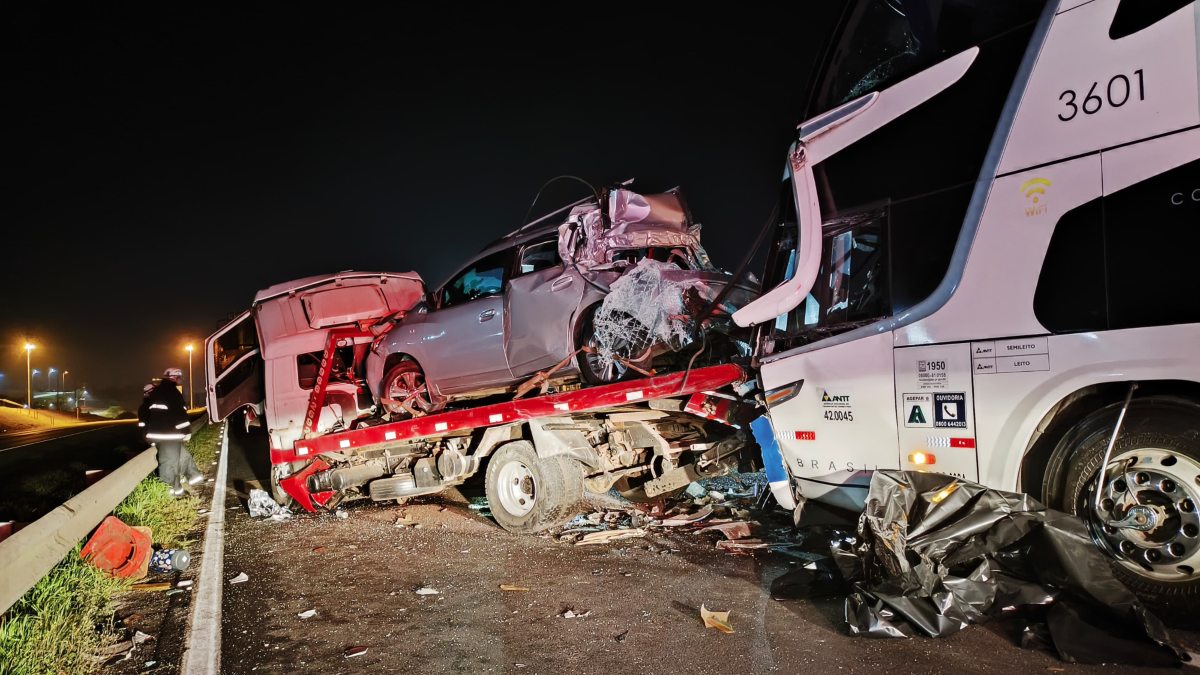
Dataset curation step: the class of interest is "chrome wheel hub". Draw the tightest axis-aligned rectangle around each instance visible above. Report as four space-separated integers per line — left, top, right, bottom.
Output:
1088 448 1200 580
496 460 536 517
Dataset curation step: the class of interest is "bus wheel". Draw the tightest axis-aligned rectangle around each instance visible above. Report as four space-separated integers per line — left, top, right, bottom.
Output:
1045 396 1200 625
485 441 583 534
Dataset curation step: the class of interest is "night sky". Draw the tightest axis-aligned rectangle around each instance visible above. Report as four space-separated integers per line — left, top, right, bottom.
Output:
4 4 845 408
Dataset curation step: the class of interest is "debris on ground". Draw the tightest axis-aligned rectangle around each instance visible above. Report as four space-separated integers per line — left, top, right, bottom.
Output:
576 528 647 546
132 631 154 645
393 514 416 527
661 505 713 527
80 516 154 579
697 521 751 540
229 571 249 584
414 586 440 596
700 605 734 633
176 579 193 588
130 582 171 592
344 646 369 658
335 508 349 519
779 470 1187 666
614 630 629 642
247 489 292 521
559 608 592 619
297 609 317 619
499 584 529 592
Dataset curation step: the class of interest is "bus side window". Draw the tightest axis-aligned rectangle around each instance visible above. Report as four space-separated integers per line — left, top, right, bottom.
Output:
1035 159 1199 332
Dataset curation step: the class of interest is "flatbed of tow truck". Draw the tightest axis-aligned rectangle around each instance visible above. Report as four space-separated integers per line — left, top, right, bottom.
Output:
273 363 757 531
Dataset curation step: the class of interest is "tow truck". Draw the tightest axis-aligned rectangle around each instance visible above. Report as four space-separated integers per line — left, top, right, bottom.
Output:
205 270 759 533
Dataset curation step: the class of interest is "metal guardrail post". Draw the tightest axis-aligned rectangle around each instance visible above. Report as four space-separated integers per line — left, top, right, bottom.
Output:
0 447 158 615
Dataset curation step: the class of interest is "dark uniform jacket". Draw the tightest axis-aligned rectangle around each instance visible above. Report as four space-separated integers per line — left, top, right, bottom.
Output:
144 381 190 441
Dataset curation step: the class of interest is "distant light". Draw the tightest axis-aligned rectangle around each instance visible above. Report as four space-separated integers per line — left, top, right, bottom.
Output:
24 343 35 351
49 367 57 374
32 369 40 376
185 343 194 353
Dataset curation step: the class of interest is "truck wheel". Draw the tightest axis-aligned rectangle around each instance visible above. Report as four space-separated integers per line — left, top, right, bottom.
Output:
271 463 296 508
1043 396 1200 625
380 360 433 419
485 441 583 534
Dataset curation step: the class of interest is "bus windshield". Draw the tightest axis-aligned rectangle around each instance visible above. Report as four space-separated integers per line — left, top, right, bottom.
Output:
758 0 1043 356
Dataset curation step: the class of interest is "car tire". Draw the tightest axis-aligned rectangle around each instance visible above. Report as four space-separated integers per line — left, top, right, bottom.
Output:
577 305 646 385
1043 396 1200 626
485 440 583 534
380 359 434 419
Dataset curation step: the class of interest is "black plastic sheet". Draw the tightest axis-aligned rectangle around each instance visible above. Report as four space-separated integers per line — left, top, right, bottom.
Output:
830 471 1187 664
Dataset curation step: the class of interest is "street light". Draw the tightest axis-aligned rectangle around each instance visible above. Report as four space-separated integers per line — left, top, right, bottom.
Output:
185 343 195 409
48 368 57 393
60 370 68 410
24 343 35 413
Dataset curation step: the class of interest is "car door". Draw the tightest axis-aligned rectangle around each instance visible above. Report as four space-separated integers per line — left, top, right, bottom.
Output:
422 248 515 394
505 237 586 377
204 309 265 423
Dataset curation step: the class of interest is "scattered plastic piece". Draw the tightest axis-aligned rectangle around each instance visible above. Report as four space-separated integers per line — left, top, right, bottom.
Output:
698 521 751 540
131 582 171 592
499 584 529 592
229 572 249 584
415 587 440 596
132 631 154 645
297 609 317 619
335 509 349 519
661 505 714 527
176 579 193 588
684 482 707 499
149 548 191 574
700 605 734 633
560 609 592 619
575 528 646 546
344 646 368 658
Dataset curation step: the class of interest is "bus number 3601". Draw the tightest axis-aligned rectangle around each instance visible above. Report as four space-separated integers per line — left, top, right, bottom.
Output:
1058 69 1145 122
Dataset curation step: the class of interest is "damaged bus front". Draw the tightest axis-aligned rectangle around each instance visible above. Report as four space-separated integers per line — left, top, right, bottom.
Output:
743 0 1200 618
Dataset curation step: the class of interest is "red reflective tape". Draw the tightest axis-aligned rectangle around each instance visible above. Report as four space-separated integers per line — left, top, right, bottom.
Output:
795 431 816 441
950 438 976 448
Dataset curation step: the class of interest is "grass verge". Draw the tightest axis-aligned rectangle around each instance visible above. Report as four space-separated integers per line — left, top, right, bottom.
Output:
186 421 221 467
0 422 219 674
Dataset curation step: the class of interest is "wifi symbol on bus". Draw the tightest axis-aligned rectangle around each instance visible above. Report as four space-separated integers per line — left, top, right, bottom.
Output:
1020 177 1052 204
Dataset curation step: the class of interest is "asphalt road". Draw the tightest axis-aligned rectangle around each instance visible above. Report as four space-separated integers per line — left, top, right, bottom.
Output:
0 419 136 452
193 425 1200 674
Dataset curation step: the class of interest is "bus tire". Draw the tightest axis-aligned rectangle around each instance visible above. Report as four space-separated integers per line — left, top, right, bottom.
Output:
1043 396 1200 626
485 441 583 534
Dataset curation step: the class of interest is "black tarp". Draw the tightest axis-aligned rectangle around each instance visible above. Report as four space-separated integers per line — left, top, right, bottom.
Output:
782 471 1189 665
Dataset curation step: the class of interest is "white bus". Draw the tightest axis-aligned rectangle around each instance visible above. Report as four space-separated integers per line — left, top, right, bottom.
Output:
737 0 1199 619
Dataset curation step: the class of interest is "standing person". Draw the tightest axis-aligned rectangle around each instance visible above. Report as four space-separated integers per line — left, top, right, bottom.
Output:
145 368 202 496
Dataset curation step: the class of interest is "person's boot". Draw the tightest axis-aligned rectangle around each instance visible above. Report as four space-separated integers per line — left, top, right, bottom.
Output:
171 477 185 497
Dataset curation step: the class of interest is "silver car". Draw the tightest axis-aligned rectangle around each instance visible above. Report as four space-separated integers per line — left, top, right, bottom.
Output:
365 187 756 417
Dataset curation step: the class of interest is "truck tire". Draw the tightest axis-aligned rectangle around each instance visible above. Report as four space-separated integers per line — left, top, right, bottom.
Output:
485 440 583 534
1043 396 1200 626
271 462 296 508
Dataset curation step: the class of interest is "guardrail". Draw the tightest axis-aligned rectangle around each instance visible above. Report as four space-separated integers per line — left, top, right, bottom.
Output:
0 447 158 614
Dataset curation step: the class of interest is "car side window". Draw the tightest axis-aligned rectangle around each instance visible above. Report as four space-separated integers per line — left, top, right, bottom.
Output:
516 239 561 276
440 249 512 308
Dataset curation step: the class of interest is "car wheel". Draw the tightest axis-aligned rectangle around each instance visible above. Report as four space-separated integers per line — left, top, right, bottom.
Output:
380 360 434 419
485 440 583 534
1044 396 1200 626
577 306 649 385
